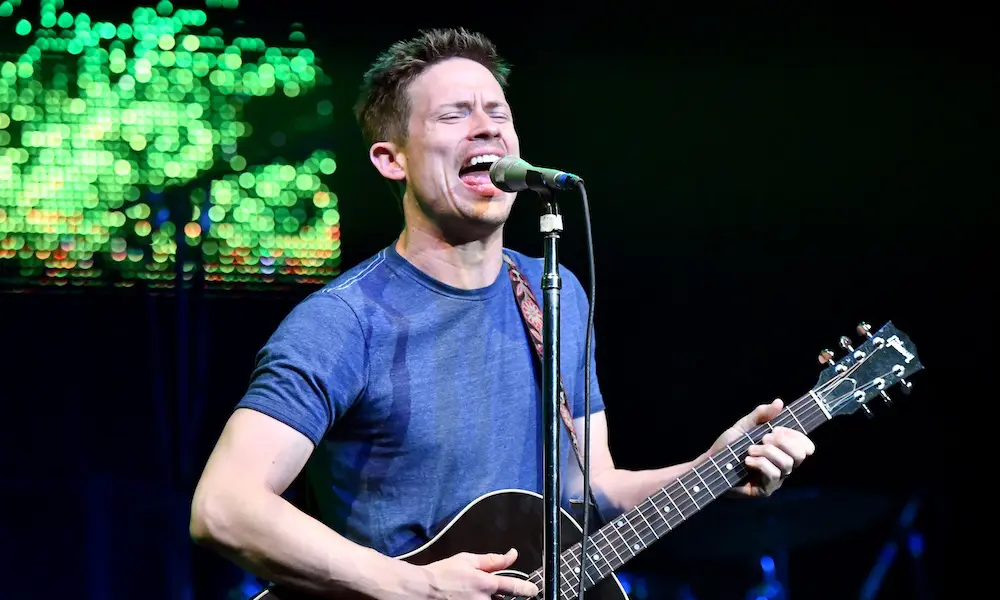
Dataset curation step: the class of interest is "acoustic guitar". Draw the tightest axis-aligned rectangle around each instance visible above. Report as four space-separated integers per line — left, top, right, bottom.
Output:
251 320 923 600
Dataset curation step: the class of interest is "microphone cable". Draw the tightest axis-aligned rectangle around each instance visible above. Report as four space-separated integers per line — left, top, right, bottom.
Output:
576 180 595 600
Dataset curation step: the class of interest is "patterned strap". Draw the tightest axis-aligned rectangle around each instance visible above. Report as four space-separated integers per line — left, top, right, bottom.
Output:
502 253 584 465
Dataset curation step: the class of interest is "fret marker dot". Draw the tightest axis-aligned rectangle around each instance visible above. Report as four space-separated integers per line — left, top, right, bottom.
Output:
693 485 700 493
616 520 624 528
574 567 580 574
592 554 600 561
663 506 671 512
633 543 641 551
726 463 733 470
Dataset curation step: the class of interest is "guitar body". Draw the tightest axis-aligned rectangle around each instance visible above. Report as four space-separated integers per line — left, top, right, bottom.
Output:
252 489 628 600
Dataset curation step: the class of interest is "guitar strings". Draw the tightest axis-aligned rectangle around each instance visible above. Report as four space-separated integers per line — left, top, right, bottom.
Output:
522 397 830 596
537 410 819 597
514 351 893 599
548 375 890 597
521 383 866 600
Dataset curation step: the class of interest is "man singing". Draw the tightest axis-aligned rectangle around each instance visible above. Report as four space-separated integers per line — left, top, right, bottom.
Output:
190 27 816 600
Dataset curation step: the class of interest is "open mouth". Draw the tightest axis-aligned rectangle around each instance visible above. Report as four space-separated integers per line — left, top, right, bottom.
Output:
458 153 502 195
458 153 502 177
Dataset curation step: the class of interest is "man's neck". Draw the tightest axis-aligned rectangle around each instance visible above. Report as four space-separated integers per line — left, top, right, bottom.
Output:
395 224 504 290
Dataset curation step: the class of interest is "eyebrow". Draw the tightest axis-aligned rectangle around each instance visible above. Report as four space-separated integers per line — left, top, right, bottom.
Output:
435 100 510 112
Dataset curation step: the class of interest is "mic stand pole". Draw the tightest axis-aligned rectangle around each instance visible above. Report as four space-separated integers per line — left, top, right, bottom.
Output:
538 187 563 600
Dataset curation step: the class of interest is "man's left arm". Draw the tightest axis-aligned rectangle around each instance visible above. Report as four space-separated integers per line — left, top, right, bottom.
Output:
576 400 817 517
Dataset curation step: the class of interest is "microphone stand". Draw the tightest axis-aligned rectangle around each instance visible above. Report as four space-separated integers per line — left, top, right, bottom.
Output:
538 187 563 600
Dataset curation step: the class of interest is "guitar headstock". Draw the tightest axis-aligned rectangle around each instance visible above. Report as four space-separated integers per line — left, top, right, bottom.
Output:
813 321 924 419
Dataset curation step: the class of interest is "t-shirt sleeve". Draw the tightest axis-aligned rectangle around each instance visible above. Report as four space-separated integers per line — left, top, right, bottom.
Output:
563 267 606 418
235 292 367 446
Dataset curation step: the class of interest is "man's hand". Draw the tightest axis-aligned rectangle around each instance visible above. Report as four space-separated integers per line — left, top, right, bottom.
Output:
420 548 539 599
709 398 816 498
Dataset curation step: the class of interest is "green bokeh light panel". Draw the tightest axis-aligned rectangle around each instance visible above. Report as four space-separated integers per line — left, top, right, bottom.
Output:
0 0 340 289
200 150 341 287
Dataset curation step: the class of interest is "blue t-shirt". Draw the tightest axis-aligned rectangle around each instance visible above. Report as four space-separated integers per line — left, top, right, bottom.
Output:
235 242 605 557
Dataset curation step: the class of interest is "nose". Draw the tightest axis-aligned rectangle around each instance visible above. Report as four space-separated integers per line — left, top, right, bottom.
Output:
467 107 501 140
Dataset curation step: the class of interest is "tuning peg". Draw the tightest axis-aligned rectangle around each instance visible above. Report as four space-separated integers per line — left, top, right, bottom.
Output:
818 349 836 365
839 336 855 352
873 378 893 406
861 321 914 394
861 404 874 418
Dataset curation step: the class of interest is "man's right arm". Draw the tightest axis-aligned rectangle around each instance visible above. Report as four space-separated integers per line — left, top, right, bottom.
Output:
190 292 538 600
189 407 428 599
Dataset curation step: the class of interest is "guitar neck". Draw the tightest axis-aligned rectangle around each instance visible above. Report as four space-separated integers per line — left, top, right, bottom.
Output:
542 392 831 599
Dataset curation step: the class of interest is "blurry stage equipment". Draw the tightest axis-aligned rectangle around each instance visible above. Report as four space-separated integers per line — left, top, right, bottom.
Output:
858 493 931 600
649 488 930 600
660 486 894 599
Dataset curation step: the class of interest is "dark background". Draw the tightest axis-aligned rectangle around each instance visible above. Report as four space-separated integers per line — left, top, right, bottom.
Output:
2 2 991 599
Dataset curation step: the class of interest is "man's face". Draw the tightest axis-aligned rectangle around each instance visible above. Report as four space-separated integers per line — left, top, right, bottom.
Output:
389 58 520 235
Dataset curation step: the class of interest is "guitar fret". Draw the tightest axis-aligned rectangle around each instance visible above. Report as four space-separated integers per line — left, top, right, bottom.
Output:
653 492 674 530
788 405 806 432
560 547 594 595
726 444 745 481
559 572 575 598
633 502 657 544
660 488 684 525
692 465 716 499
727 444 741 464
570 542 601 586
599 524 625 567
560 563 582 598
717 445 740 480
560 550 579 585
708 454 737 487
586 542 604 584
676 477 700 510
614 513 644 555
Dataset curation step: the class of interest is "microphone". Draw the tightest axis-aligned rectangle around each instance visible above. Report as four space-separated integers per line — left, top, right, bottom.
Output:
489 155 583 192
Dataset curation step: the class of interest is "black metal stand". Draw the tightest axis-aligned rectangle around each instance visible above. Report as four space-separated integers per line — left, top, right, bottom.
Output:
539 188 564 600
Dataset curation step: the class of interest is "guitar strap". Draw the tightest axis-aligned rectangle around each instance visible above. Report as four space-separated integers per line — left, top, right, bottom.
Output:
503 253 603 524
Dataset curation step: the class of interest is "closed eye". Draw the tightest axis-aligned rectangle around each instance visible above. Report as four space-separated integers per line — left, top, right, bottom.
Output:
438 109 511 122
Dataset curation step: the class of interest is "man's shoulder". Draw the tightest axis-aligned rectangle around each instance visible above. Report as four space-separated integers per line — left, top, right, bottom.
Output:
314 246 395 300
279 247 396 327
504 247 584 289
504 247 542 272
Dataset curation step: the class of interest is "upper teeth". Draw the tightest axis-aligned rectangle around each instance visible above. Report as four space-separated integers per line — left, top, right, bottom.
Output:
467 154 500 167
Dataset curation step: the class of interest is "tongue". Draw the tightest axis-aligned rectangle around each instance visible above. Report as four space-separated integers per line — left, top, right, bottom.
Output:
460 171 498 195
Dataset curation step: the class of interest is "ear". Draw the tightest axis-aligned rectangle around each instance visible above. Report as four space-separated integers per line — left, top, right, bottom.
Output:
369 141 407 182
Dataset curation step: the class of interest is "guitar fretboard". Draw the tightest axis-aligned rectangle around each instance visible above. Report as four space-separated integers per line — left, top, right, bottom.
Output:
523 392 831 600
